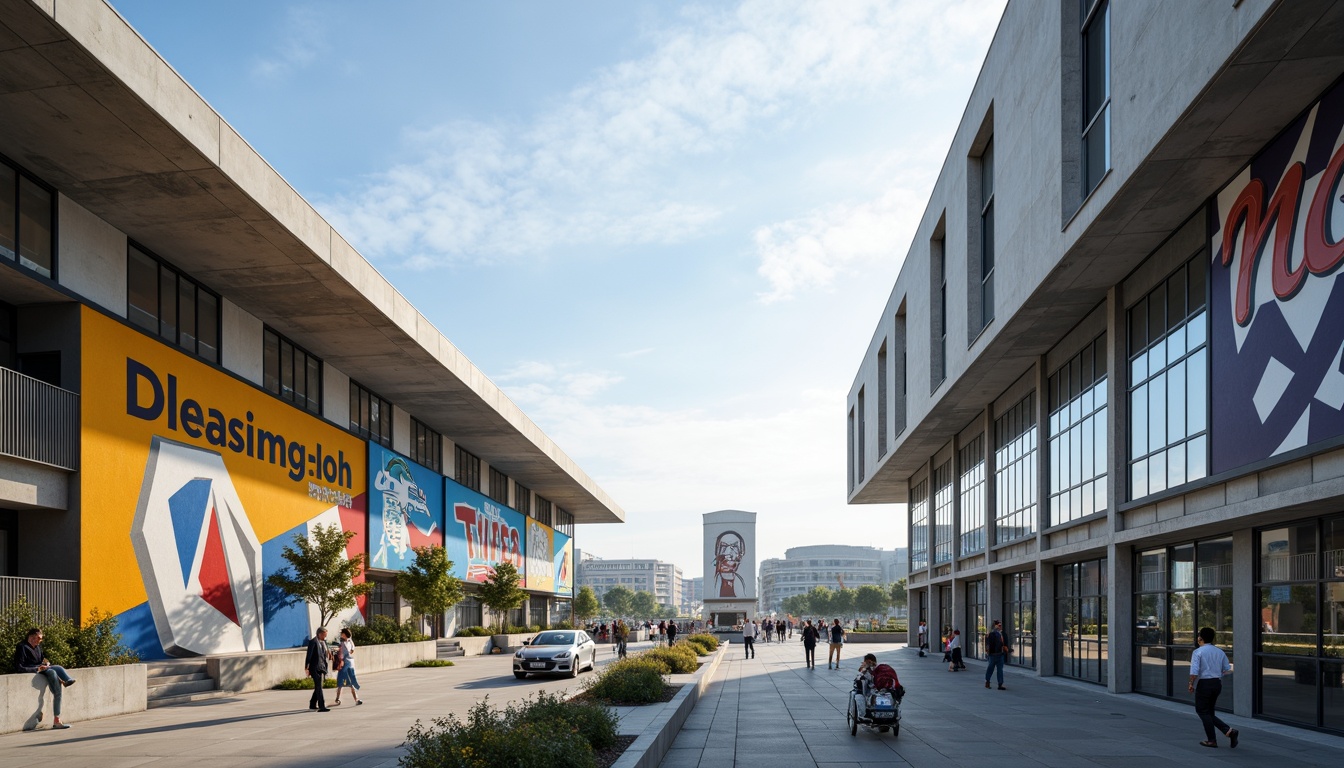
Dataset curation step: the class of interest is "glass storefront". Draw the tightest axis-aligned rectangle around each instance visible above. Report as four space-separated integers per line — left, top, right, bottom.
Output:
939 584 953 639
1004 570 1036 668
1057 558 1108 684
1133 537 1233 707
966 579 987 659
1256 515 1344 732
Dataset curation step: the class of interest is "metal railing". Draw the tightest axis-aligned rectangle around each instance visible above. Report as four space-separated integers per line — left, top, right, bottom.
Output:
0 367 79 470
0 576 78 622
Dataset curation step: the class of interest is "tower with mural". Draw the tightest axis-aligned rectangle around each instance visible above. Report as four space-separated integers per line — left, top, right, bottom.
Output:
702 510 757 628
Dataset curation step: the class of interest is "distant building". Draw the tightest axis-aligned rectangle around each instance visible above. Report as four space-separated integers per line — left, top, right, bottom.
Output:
575 550 683 611
759 545 909 615
681 576 704 615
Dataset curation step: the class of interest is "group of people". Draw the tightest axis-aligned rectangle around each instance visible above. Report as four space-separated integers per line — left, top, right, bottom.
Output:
303 627 363 711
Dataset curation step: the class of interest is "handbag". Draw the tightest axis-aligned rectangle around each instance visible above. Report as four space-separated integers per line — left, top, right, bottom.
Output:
332 651 344 671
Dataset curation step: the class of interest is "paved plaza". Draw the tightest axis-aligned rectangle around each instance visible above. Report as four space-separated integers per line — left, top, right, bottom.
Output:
2 637 1341 767
660 638 1343 767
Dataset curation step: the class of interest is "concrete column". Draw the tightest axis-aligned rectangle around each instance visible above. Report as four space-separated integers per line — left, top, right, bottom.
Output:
1232 528 1255 717
987 564 1004 636
1108 541 1134 693
1038 558 1056 677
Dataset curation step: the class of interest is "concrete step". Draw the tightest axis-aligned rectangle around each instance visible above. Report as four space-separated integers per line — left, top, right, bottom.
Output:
146 689 237 709
146 660 208 678
146 671 213 686
148 678 218 698
437 648 465 659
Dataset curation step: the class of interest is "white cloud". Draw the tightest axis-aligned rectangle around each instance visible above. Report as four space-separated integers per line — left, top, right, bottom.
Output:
317 0 1006 269
251 5 327 80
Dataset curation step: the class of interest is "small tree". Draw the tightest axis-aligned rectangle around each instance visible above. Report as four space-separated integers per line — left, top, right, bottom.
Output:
572 586 600 625
803 585 833 618
629 590 658 618
266 523 374 633
602 585 635 617
854 584 889 622
831 587 856 619
396 545 464 639
888 579 908 612
477 562 526 632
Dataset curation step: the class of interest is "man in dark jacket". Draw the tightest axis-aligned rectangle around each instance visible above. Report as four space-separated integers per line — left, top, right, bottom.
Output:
14 627 76 729
304 627 332 712
984 620 1009 690
666 620 678 645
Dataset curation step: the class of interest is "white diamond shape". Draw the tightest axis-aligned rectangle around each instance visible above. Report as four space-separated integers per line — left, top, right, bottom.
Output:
1253 356 1294 424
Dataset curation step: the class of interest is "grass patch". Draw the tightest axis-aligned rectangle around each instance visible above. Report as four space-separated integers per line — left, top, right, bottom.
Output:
408 659 455 667
273 677 337 690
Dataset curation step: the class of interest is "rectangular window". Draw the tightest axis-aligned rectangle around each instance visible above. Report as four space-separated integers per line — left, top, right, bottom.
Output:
1127 255 1207 500
410 417 442 473
1048 334 1108 526
895 310 908 436
535 496 554 526
1081 0 1111 194
979 141 995 331
515 483 532 516
262 328 322 414
994 393 1038 544
965 579 987 659
349 380 392 447
0 159 54 278
877 342 888 458
1056 557 1108 685
1003 571 1036 668
125 243 221 363
959 435 986 555
857 387 866 482
932 461 954 565
556 508 574 537
455 446 481 491
909 478 930 571
932 233 947 386
489 466 510 505
848 406 857 493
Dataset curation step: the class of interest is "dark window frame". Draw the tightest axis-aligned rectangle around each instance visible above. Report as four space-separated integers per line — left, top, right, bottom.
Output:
0 153 56 279
125 242 221 364
409 417 442 474
262 327 322 415
979 139 996 331
994 393 1038 545
488 466 510 505
455 445 481 491
1048 333 1109 526
535 496 554 527
556 507 574 537
348 379 392 447
909 478 930 571
1081 0 1111 195
958 435 987 556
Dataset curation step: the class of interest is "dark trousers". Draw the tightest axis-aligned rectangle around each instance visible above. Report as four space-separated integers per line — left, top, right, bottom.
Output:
743 637 755 657
985 652 1005 684
1194 679 1229 741
951 648 964 669
804 644 816 667
310 673 326 709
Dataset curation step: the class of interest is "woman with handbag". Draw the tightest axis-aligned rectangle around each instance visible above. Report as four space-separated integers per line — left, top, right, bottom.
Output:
333 627 363 706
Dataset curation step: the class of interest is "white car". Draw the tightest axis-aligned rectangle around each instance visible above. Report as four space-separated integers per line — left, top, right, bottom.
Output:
513 630 598 679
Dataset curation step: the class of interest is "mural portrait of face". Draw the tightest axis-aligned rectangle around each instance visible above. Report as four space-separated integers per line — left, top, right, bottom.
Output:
714 530 744 597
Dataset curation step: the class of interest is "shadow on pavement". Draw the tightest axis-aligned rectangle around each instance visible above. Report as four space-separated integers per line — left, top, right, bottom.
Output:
12 709 301 748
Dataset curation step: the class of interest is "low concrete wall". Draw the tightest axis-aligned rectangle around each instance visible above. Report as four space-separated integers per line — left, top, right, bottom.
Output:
207 640 436 694
613 643 729 768
846 632 908 643
2 663 146 733
453 636 493 656
488 633 535 653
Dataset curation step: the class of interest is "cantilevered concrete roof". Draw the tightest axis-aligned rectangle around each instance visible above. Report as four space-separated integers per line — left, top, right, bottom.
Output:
0 0 624 524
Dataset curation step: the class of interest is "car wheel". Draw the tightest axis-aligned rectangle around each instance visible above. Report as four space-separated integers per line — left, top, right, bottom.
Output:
513 672 526 680
570 660 580 678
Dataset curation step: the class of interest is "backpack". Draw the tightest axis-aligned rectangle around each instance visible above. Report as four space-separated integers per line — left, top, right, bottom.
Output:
872 664 899 691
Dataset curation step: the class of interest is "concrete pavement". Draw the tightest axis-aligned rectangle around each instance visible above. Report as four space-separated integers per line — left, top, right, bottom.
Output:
0 638 656 768
659 638 1343 767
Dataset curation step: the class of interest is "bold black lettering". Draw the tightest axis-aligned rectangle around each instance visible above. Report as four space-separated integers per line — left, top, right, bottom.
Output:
126 358 163 422
323 454 337 484
180 398 204 439
205 409 227 447
166 374 177 431
287 442 306 480
337 450 352 489
256 429 286 465
227 418 245 452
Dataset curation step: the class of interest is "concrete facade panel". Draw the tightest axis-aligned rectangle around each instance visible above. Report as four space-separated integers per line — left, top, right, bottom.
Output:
56 193 125 315
1314 448 1344 484
220 298 262 385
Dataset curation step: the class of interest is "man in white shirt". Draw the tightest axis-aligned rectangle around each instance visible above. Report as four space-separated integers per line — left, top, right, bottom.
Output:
1188 626 1238 749
741 619 758 658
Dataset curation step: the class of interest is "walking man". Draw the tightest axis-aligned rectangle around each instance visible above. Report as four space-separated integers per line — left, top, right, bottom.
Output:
14 628 75 729
917 620 928 657
305 627 332 712
667 619 678 646
741 618 758 658
827 618 846 669
984 620 1009 689
1189 626 1238 749
801 620 819 668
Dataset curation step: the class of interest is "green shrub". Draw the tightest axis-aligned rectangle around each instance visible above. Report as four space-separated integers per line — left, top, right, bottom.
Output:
0 597 138 673
273 677 338 689
682 637 713 655
455 625 491 637
643 645 698 674
685 633 719 652
506 690 618 751
348 615 429 646
581 656 666 704
549 621 574 630
408 659 455 667
401 695 603 768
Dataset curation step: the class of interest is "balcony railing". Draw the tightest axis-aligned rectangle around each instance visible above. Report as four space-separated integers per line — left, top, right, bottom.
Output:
0 367 79 470
0 576 78 622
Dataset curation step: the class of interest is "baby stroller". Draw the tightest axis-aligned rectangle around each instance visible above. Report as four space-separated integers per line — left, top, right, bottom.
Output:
847 663 903 737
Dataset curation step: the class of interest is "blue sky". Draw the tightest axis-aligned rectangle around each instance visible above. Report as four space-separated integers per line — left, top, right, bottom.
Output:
110 0 1005 579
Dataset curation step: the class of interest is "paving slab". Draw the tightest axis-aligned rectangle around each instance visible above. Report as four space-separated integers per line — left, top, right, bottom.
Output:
657 639 1343 767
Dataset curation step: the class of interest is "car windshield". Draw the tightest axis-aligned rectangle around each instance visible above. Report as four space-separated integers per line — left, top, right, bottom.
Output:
533 632 574 646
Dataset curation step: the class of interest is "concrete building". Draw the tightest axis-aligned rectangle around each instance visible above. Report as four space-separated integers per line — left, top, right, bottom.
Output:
758 545 908 614
681 576 704 616
846 0 1344 736
0 0 622 656
575 553 683 611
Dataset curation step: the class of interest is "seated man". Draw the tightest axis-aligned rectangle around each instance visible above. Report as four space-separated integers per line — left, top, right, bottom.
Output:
14 627 76 729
